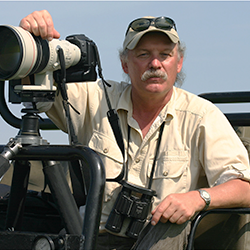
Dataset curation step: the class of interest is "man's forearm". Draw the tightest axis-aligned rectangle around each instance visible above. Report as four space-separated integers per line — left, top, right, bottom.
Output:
203 178 250 210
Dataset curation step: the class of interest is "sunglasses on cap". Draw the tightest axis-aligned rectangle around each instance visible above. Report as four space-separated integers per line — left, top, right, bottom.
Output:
125 16 177 35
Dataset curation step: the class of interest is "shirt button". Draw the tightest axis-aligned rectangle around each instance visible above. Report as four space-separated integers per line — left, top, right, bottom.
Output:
135 158 140 163
163 171 168 176
103 148 109 154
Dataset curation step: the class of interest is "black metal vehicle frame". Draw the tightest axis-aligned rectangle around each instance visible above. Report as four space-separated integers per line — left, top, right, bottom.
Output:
0 145 106 250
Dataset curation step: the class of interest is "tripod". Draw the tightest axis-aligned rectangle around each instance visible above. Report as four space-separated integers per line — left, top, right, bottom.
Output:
0 107 105 249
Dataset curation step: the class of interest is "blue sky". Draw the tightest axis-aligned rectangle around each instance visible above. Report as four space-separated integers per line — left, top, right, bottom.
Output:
1 1 250 144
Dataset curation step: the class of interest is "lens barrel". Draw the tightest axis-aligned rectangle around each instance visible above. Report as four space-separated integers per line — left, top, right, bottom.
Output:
0 25 49 80
0 25 83 82
0 25 92 89
0 26 23 78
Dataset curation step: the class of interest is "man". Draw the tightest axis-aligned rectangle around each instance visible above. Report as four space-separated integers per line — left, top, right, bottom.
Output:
19 10 250 249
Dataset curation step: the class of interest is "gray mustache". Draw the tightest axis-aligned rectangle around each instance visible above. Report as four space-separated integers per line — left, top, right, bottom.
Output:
141 69 168 81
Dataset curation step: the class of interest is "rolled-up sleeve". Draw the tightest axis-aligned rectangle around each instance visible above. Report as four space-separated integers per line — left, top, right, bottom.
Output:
197 105 250 187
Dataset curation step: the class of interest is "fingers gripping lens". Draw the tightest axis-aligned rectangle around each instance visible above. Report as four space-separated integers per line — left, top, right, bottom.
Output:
126 16 177 35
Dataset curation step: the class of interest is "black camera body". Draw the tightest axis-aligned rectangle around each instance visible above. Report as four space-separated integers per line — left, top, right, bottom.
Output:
54 34 97 84
105 180 156 239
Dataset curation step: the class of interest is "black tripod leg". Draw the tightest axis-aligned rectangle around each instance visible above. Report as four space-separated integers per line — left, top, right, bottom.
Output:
68 159 89 207
5 160 30 230
42 160 83 235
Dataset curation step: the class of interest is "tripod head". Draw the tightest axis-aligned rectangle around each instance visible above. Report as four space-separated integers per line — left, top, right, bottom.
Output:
0 106 49 182
15 107 49 146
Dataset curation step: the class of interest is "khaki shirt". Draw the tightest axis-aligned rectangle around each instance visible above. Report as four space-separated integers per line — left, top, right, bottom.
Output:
39 79 250 233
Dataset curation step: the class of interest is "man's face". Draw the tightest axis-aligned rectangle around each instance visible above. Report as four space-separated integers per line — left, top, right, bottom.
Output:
122 32 183 99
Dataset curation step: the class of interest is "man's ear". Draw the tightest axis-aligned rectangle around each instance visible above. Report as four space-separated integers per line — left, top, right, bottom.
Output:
121 60 129 74
177 56 184 73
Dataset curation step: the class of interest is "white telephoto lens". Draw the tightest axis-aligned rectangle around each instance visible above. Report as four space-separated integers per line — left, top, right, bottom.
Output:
0 25 38 80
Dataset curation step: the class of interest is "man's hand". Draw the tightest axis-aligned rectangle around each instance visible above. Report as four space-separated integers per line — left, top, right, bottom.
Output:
19 10 60 41
151 179 250 226
151 191 205 225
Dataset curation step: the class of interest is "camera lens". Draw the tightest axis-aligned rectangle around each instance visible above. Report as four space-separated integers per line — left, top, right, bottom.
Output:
0 26 22 79
0 25 40 81
0 25 83 84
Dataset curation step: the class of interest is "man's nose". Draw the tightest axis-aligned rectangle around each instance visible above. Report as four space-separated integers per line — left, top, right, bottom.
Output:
149 57 161 69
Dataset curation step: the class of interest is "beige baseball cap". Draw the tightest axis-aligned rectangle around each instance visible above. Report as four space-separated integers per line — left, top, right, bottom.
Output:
123 16 179 50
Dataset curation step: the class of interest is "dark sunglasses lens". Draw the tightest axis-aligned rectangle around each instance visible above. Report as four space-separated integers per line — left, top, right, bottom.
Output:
131 19 151 32
155 18 174 30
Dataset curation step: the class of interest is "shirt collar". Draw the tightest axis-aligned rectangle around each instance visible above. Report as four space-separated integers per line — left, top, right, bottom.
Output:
117 84 132 112
116 84 177 121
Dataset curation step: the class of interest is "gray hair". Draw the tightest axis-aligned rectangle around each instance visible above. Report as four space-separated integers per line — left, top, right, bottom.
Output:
119 41 186 87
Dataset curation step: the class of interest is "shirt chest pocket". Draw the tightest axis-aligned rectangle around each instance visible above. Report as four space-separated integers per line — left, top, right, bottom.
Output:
88 130 123 162
88 130 124 180
88 130 124 201
147 150 189 180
